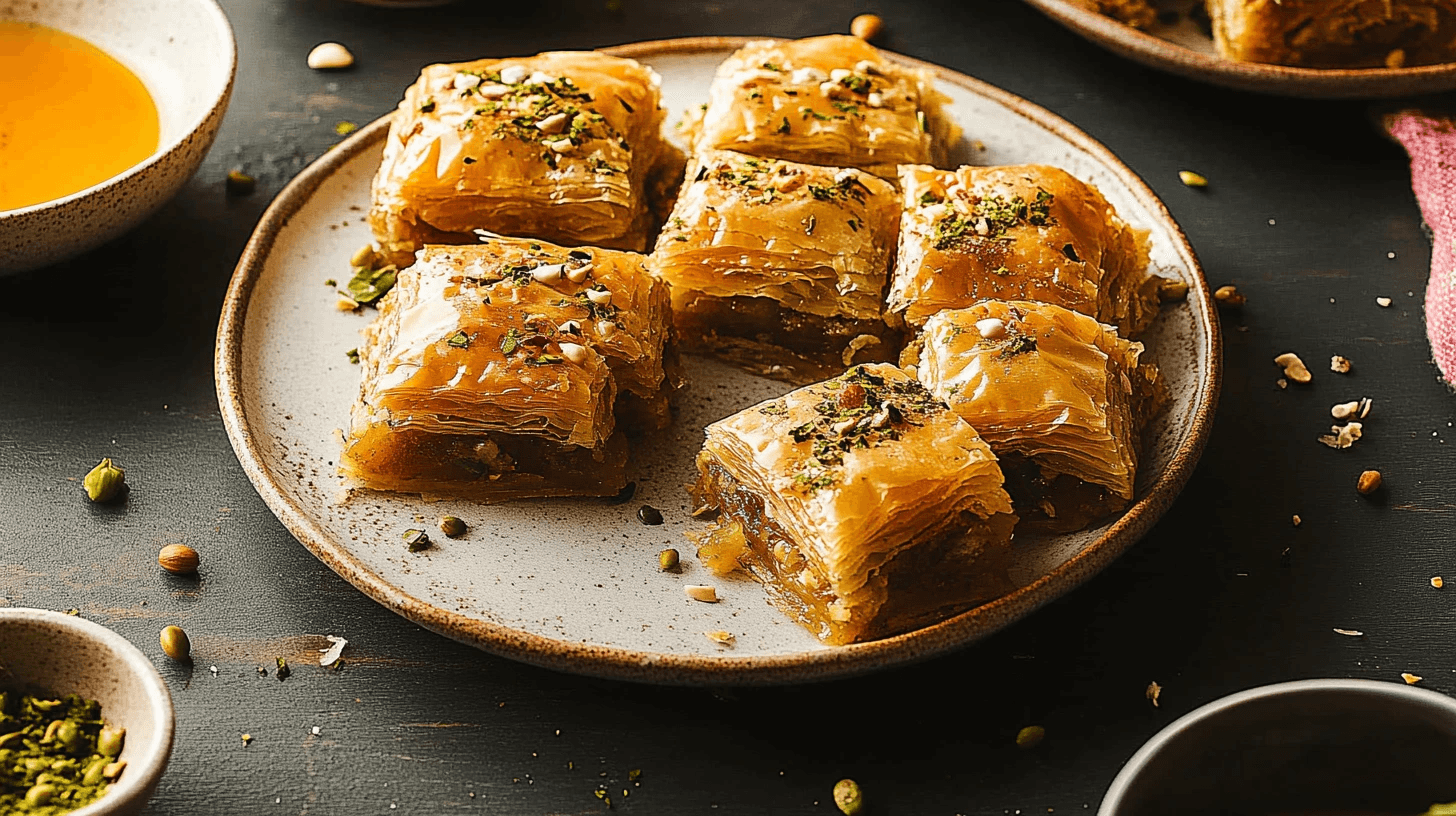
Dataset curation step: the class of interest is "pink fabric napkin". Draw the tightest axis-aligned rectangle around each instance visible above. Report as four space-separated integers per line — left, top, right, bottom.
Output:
1387 111 1456 383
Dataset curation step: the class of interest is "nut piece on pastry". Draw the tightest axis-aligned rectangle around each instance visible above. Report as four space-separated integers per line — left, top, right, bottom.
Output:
1207 0 1456 68
340 238 676 501
650 149 903 383
368 51 681 266
887 164 1161 338
1069 0 1158 29
684 35 958 179
688 363 1017 645
912 300 1163 532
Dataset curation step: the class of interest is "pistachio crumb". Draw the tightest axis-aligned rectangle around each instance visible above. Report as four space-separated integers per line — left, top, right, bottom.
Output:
1178 170 1208 188
1292 514 1302 527
1214 284 1245 308
1015 725 1045 749
1330 355 1352 374
833 778 864 815
1145 681 1161 708
1402 672 1422 684
704 630 736 647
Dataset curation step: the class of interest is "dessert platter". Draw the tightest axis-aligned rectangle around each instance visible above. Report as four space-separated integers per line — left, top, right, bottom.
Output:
216 35 1219 684
1023 0 1456 97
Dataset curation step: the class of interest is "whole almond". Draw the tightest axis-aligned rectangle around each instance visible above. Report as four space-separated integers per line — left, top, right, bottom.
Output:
158 544 200 575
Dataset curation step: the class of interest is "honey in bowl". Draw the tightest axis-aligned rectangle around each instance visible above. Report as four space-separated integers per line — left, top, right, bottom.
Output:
0 22 160 211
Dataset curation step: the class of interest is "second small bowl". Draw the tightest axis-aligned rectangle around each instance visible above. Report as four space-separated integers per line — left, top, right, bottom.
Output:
0 608 175 816
1100 678 1456 816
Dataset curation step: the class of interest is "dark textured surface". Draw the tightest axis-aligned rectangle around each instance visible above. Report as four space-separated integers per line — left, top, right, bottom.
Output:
1 0 1452 813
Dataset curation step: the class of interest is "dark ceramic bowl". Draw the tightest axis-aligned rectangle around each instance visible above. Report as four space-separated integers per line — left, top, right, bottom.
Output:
1100 679 1456 816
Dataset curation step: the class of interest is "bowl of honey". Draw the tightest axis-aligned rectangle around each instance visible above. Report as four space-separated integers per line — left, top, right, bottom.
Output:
0 0 235 273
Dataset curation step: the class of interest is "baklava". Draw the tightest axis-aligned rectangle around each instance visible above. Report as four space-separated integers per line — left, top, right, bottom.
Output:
1208 0 1456 68
886 164 1161 337
910 300 1161 532
368 51 679 266
340 237 675 501
650 149 902 382
685 35 957 179
689 363 1017 645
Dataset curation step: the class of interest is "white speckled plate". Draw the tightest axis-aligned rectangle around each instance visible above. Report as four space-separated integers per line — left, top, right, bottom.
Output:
216 37 1220 685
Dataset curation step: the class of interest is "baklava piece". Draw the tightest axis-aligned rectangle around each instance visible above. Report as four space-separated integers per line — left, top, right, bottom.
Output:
887 164 1161 338
340 237 676 501
689 364 1017 645
911 300 1162 532
650 150 902 383
1207 0 1456 68
686 35 957 179
369 51 679 266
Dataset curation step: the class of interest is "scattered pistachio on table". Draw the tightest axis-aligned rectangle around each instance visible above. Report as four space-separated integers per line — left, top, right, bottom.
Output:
1015 725 1045 749
1178 170 1208 188
1157 278 1189 302
307 42 354 70
403 529 432 552
225 170 255 196
1402 672 1423 685
637 505 664 526
158 543 200 575
849 13 883 40
439 516 467 538
275 657 291 681
334 120 358 136
83 458 125 503
160 625 191 661
658 548 680 572
1214 284 1245 308
832 778 864 815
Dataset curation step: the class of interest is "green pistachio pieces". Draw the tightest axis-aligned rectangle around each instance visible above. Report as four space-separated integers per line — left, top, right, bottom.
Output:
97 726 125 758
438 516 467 538
344 264 398 305
0 692 124 813
160 625 191 661
82 458 125 503
404 529 432 552
832 779 863 815
1016 724 1045 749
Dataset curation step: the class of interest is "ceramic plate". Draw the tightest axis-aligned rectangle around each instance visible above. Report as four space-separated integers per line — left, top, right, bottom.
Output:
216 37 1220 685
1022 0 1456 99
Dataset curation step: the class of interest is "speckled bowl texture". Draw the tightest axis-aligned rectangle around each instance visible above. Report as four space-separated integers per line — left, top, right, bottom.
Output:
216 38 1222 685
0 0 236 274
0 608 175 816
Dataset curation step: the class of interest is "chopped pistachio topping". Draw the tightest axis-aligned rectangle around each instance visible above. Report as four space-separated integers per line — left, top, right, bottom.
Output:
0 692 124 813
930 188 1055 250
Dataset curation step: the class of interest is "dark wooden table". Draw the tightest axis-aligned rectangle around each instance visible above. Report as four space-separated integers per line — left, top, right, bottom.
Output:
4 0 1453 812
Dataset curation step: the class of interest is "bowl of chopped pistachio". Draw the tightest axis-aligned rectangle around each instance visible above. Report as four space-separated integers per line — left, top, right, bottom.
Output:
0 608 175 815
1099 678 1456 816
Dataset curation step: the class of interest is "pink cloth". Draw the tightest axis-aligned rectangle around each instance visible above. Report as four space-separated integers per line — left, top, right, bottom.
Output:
1388 112 1456 383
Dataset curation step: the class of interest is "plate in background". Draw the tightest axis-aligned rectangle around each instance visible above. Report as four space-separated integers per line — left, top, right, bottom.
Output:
215 37 1220 685
1022 0 1456 99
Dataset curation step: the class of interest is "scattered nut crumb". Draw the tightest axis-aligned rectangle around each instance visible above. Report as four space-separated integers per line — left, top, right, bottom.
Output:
307 42 354 70
1385 48 1407 68
1214 284 1245 308
1432 576 1444 589
1015 725 1045 750
1376 297 1392 308
241 733 253 745
1331 400 1361 420
1178 170 1208 188
1359 397 1373 418
225 170 256 196
1333 628 1364 637
684 585 718 603
1356 470 1382 496
1277 378 1288 389
1401 672 1422 685
1292 514 1302 527
705 630 736 647
1145 681 1161 707
1330 355 1351 374
1318 422 1363 449
1274 352 1312 383
850 13 883 40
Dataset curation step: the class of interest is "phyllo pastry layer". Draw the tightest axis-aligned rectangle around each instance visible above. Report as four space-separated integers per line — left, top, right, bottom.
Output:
1208 0 1456 68
912 300 1161 531
368 51 678 266
651 149 902 382
689 364 1016 645
341 237 675 501
887 164 1159 337
686 35 956 179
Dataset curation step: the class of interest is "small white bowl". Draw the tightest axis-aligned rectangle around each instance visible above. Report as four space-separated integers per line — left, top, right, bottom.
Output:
0 0 236 274
0 608 175 816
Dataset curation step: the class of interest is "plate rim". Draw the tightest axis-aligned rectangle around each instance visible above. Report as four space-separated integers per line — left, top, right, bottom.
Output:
1021 0 1456 99
215 35 1223 686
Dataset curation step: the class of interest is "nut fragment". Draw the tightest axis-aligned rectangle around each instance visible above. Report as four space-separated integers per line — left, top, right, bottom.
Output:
1331 401 1360 420
226 170 256 196
307 42 354 70
975 317 1007 340
1157 278 1189 302
403 529 432 552
83 458 126 502
1356 470 1382 495
1274 352 1312 383
1145 681 1161 708
658 548 680 572
1214 285 1245 308
160 625 191 661
1376 296 1392 308
850 13 883 40
1401 672 1422 684
558 342 589 365
1333 628 1364 637
585 288 612 307
1386 48 1407 69
1318 422 1363 449
684 585 718 603
832 778 864 815
704 630 736 647
1015 725 1045 749
1292 514 1302 527
1178 170 1208 188
1432 576 1444 589
158 544 200 575
1330 355 1351 374
438 516 467 538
